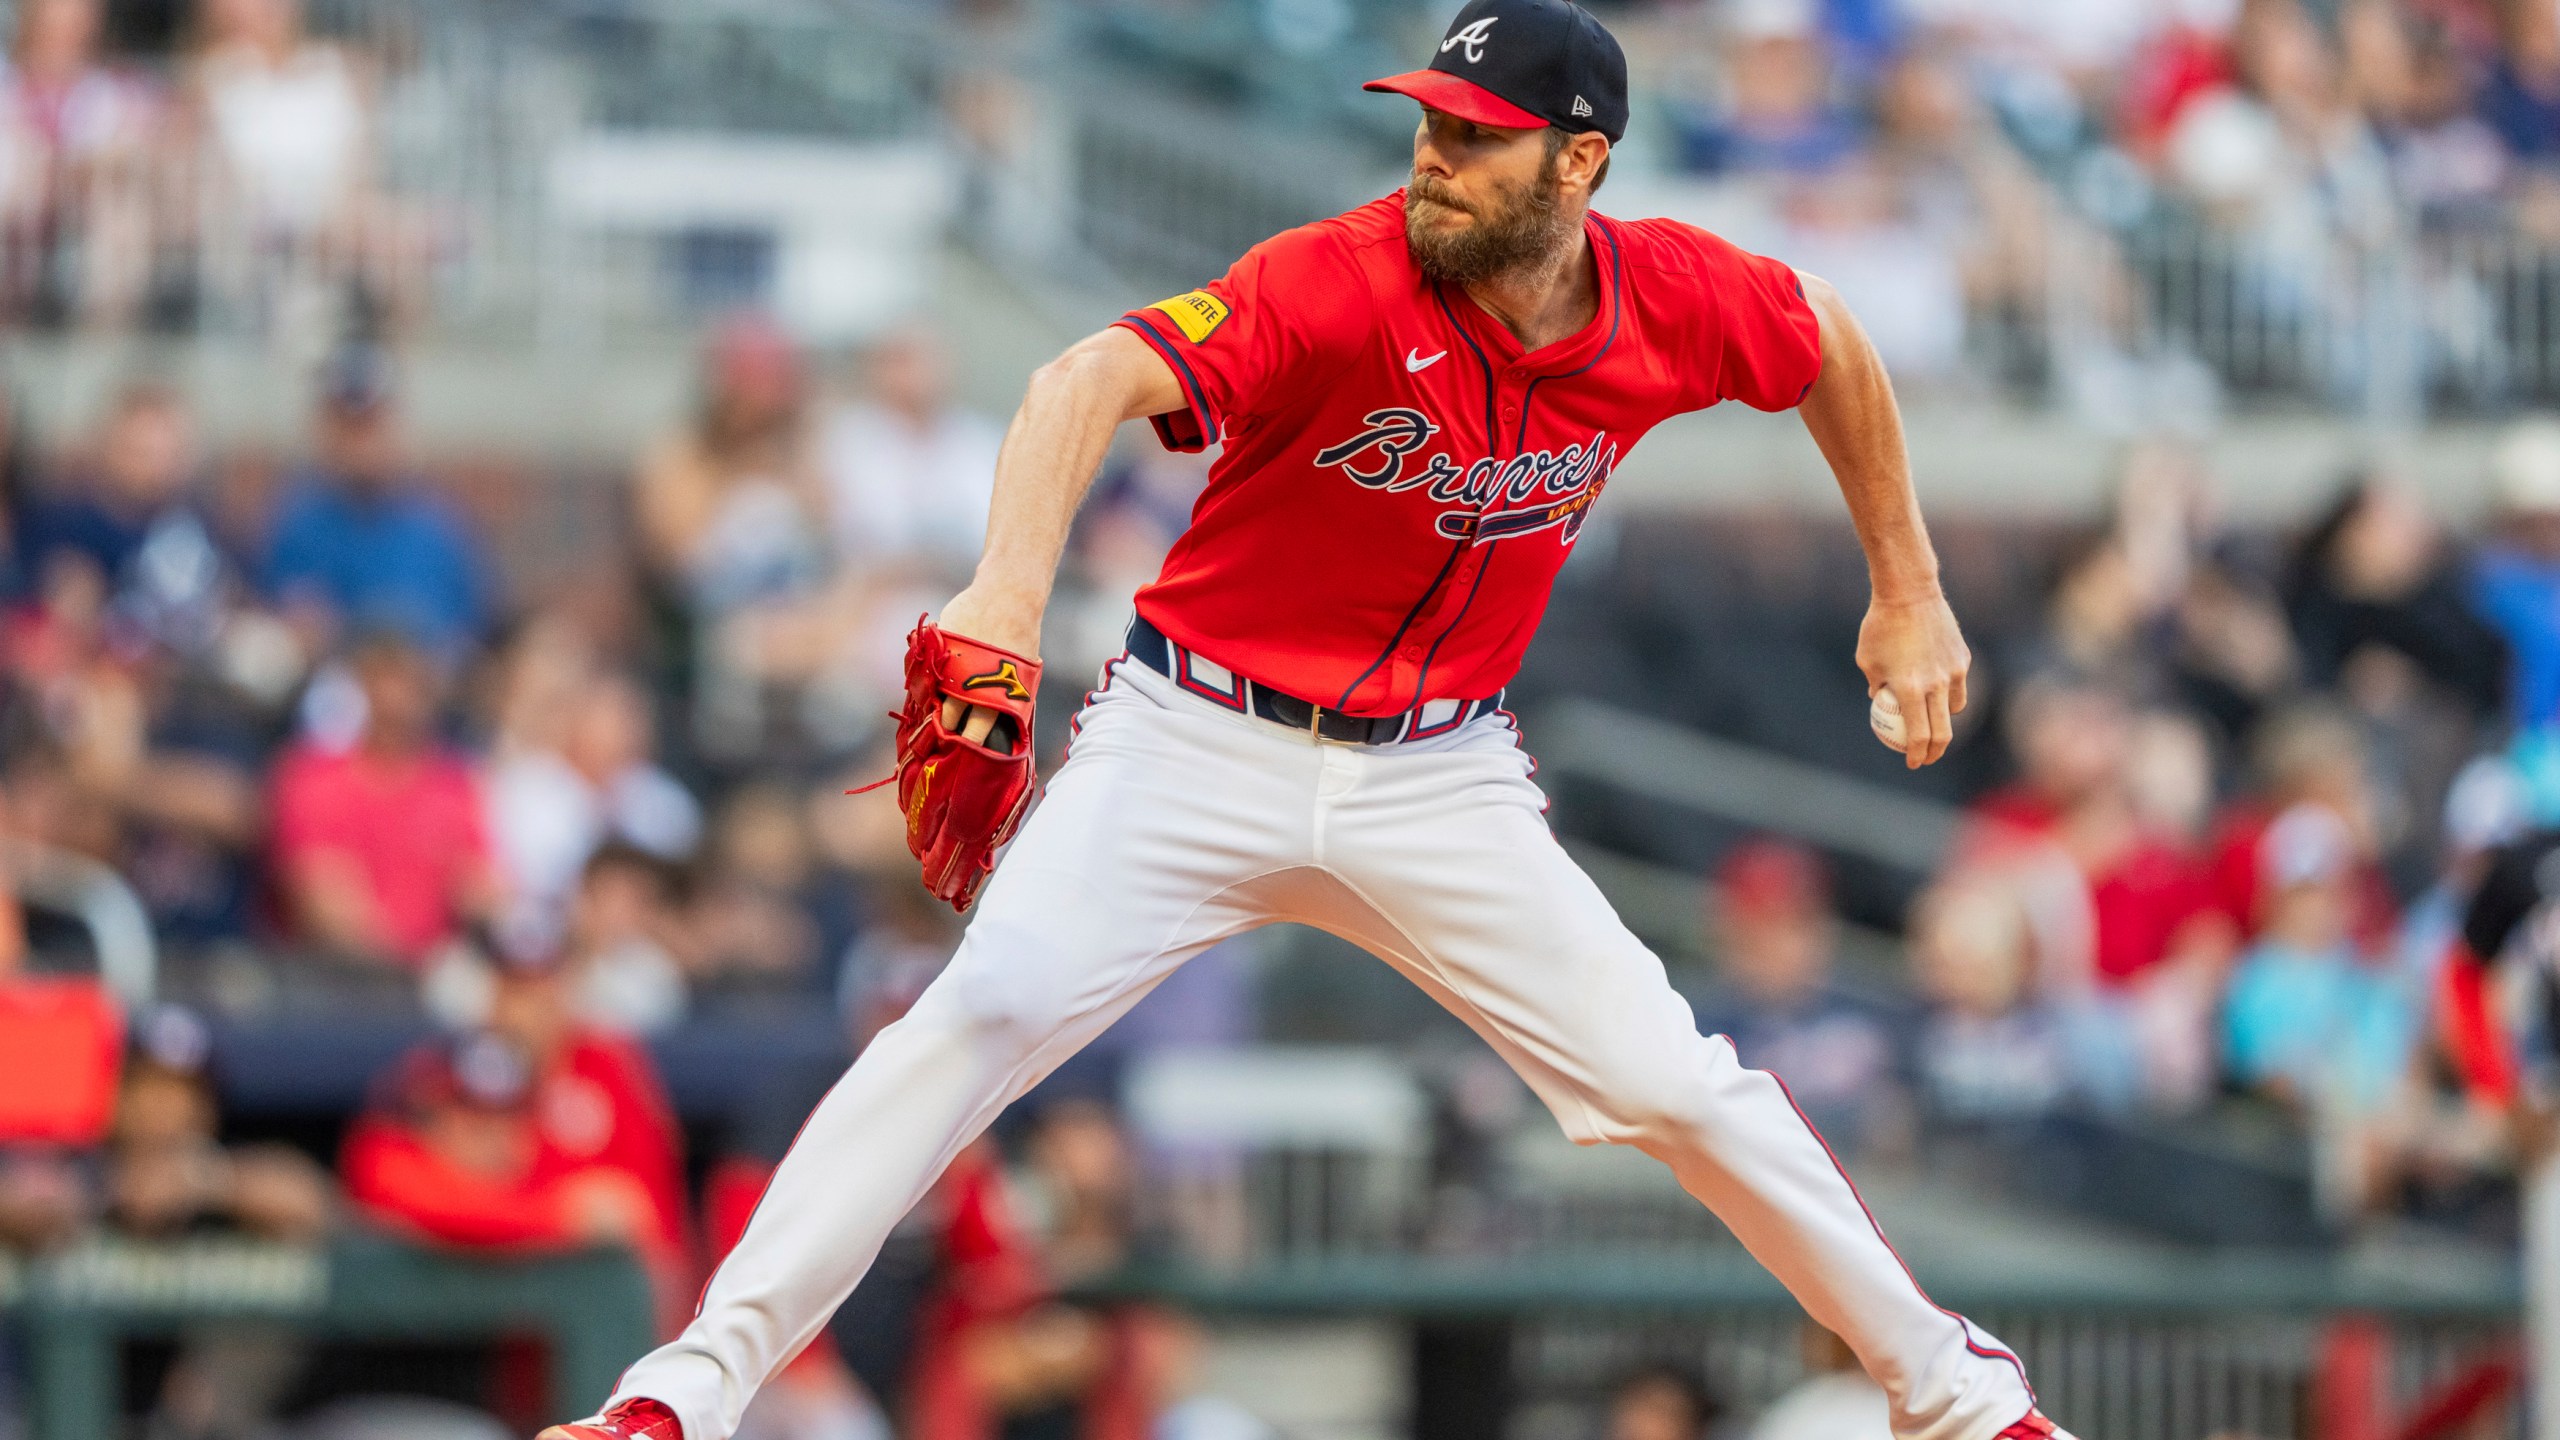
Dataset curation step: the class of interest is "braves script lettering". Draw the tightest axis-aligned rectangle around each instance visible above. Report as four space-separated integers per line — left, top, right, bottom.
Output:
1311 407 1618 546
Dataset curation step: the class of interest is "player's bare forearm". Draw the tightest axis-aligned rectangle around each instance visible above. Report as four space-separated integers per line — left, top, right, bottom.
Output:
1796 274 1934 603
943 327 1187 655
1793 272 1971 767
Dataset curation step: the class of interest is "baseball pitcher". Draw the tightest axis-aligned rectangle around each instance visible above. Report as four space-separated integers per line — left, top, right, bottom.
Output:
547 2 2069 1436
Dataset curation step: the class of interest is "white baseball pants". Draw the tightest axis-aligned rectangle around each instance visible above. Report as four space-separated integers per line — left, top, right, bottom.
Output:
611 659 2040 1440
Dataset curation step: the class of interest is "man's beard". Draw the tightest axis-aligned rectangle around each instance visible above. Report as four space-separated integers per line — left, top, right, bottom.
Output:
1404 152 1574 285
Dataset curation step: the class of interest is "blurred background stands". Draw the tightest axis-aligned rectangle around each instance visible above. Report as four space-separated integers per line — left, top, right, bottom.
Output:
6 0 2560 1438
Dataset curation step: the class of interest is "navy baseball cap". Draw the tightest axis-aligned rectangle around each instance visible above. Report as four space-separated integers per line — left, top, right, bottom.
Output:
1366 0 1629 145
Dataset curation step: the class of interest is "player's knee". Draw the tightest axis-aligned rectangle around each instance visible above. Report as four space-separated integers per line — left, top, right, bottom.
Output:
1586 1034 1738 1150
1603 1084 1717 1151
937 909 1103 1041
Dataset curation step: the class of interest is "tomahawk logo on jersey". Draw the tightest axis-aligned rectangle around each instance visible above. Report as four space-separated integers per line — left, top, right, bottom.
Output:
1114 190 1822 716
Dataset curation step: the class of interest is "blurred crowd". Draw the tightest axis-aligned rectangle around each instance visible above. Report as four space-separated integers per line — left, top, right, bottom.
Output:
0 252 1217 1435
0 290 1223 991
19 0 2560 370
1605 0 2560 391
1644 0 2560 229
11 0 2560 400
1673 426 2560 1239
10 0 2560 1437
25 346 2560 1432
0 977 1215 1440
0 0 438 347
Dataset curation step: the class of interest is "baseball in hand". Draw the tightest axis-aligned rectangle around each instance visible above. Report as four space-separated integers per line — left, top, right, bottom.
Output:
1869 689 1907 754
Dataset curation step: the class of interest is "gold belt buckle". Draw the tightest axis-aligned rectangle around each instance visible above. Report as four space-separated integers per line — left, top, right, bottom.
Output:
1307 703 1325 739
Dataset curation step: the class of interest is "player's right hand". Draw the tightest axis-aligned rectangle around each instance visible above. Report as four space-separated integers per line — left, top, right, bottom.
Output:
933 583 1045 750
1853 589 1970 769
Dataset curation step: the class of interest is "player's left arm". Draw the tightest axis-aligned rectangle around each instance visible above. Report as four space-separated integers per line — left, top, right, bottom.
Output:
1791 271 1970 769
936 325 1188 741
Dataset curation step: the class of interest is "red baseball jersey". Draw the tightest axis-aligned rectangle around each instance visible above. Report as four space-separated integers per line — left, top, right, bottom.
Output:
1112 189 1822 716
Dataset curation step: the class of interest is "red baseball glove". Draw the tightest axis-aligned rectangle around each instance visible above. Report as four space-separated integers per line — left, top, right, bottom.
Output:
864 618 1043 912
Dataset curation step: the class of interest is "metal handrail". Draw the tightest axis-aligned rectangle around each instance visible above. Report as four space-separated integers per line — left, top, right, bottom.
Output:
1560 837 1907 985
1532 698 1962 877
5 840 157 1007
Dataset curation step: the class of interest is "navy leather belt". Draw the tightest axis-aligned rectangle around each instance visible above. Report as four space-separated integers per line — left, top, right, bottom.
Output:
1124 615 1504 745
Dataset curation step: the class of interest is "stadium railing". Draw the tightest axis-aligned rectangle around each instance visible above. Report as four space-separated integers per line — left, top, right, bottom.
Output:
0 1232 654 1440
1095 1010 2515 1427
1512 1305 2516 1440
1535 698 1960 878
28 0 2560 433
5 839 156 1009
1087 1234 2516 1437
1094 1032 2517 1433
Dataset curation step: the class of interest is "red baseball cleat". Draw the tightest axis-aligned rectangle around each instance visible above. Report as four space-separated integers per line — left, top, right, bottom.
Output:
535 1398 684 1440
1997 1412 2077 1440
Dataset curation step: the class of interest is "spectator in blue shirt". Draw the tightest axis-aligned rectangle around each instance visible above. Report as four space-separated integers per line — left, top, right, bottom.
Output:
263 346 489 657
1669 14 1867 177
2223 803 2421 1117
2471 419 2560 731
12 383 232 651
2481 0 2560 162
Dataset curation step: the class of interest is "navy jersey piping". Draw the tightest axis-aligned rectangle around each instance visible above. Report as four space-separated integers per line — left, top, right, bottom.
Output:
1333 536 1468 712
1432 282 1503 443
1332 283 1503 711
1513 215 1626 452
1419 217 1621 703
1118 311 1221 450
1410 543 1497 702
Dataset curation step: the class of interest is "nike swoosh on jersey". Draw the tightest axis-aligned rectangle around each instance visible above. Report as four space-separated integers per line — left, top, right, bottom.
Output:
1405 348 1447 373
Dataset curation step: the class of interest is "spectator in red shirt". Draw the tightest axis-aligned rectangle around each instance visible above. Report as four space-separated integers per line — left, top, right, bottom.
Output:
341 1031 599 1251
906 1110 1179 1440
1960 675 2235 1109
342 939 688 1291
269 631 499 967
2116 18 2237 163
341 1024 682 1355
0 780 96 1255
2204 703 2400 951
1966 673 2225 990
480 938 690 1278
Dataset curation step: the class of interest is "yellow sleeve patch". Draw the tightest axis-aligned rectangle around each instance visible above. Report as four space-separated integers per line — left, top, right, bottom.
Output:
1147 290 1231 344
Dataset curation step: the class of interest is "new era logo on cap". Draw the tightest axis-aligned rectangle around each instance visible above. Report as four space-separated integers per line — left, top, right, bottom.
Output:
1365 0 1630 144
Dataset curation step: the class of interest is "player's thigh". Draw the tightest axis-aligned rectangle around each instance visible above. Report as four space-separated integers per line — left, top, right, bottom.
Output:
1321 736 1717 1144
926 678 1311 1036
